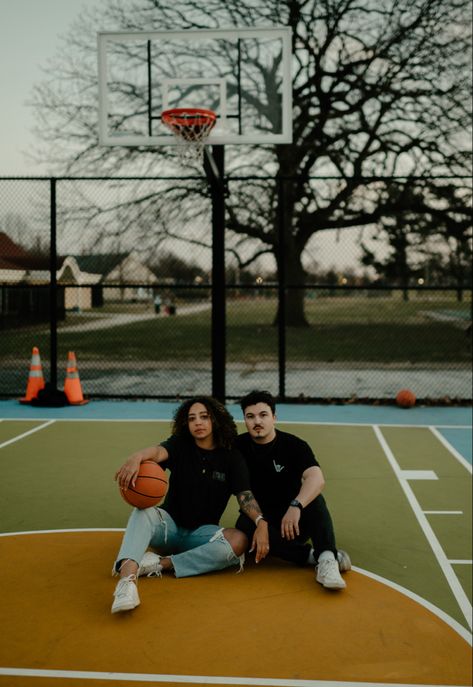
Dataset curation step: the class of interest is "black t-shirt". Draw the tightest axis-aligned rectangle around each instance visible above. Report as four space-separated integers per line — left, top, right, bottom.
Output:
235 430 319 519
159 435 250 529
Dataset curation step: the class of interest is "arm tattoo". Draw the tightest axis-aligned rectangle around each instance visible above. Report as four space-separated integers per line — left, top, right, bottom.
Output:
237 490 262 519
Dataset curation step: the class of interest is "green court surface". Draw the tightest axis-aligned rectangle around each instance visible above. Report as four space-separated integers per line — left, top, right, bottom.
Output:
0 401 471 687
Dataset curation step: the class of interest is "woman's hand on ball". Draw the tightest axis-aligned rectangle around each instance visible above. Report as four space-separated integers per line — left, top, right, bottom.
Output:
115 456 141 489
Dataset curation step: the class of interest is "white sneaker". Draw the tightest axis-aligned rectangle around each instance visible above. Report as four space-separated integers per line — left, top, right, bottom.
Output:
316 556 346 590
138 552 163 577
111 574 140 613
337 549 351 572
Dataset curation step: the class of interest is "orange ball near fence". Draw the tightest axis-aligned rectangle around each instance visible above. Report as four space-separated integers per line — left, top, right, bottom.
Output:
396 389 416 408
120 460 168 509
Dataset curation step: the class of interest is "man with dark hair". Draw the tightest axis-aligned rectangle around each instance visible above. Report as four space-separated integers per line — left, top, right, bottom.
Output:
112 396 269 613
235 390 350 590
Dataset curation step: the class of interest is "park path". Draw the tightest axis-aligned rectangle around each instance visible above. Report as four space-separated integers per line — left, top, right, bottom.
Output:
58 301 211 333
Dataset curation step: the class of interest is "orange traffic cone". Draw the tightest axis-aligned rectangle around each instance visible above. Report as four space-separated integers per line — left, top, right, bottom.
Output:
63 351 88 405
20 347 46 404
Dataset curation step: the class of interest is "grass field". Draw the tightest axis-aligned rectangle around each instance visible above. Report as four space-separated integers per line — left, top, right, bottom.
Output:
1 295 471 364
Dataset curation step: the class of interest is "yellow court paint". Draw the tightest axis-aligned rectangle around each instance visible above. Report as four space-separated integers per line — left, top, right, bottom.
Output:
0 531 471 687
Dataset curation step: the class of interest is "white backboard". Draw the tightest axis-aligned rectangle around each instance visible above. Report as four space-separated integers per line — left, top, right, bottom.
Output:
98 27 292 146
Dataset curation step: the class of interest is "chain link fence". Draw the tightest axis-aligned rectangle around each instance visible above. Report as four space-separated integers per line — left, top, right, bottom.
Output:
1 177 471 403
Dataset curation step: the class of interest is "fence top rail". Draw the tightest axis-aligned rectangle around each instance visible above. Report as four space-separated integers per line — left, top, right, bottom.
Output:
1 174 472 182
1 282 470 291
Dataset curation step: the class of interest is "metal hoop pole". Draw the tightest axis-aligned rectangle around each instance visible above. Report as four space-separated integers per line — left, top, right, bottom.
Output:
204 145 226 402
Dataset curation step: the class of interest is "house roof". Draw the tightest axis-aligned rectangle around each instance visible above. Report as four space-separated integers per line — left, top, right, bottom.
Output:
70 254 129 276
0 232 32 259
0 238 154 284
0 257 24 270
0 232 52 271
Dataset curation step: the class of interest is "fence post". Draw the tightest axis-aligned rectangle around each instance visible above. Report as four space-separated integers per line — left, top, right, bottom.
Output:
49 178 58 391
277 177 286 400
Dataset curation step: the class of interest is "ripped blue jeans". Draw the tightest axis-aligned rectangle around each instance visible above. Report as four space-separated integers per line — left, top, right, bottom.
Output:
114 507 243 578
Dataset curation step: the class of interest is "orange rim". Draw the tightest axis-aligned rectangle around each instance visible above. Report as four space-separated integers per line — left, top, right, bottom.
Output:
161 107 217 131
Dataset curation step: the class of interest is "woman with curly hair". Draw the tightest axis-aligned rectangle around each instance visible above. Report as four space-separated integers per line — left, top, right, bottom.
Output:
171 396 237 449
111 396 269 614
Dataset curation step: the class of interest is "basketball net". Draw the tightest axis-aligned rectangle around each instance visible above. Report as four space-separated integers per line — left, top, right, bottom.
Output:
161 108 217 164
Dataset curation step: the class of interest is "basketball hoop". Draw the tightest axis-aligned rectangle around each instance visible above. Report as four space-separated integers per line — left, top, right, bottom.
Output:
161 108 217 163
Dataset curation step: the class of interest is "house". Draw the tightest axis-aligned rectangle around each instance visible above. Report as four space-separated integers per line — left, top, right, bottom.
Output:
1 232 159 316
0 232 64 327
0 231 50 283
56 256 102 311
59 253 159 309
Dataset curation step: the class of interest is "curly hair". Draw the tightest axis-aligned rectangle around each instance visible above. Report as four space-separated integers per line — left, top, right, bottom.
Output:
172 396 237 450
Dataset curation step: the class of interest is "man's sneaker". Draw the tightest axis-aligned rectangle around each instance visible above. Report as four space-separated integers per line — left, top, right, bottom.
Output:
111 574 140 613
316 556 346 590
138 552 163 577
337 549 352 572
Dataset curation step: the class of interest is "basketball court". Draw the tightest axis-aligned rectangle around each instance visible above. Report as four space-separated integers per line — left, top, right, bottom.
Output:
0 20 471 687
0 400 471 686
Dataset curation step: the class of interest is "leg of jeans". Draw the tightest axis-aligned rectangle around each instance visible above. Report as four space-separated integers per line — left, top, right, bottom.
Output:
148 508 181 553
114 507 179 572
235 513 311 566
170 526 242 578
302 495 338 560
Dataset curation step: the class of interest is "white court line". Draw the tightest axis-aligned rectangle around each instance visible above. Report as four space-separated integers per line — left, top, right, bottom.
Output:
373 425 472 631
400 470 438 480
0 668 470 687
0 528 125 537
1 417 472 430
433 424 472 429
424 511 463 515
429 426 472 474
350 565 471 644
0 417 168 423
449 560 472 565
0 420 56 449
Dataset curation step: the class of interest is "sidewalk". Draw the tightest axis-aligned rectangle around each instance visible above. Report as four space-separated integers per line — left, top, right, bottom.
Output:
57 302 211 333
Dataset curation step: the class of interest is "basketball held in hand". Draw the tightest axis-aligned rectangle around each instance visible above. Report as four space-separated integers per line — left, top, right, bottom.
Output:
120 460 168 509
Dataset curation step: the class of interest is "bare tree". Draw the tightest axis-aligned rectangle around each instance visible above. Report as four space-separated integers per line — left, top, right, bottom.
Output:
361 180 472 289
31 0 472 324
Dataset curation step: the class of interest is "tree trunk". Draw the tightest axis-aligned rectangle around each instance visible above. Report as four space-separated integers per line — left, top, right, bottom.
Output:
274 237 309 327
284 285 309 327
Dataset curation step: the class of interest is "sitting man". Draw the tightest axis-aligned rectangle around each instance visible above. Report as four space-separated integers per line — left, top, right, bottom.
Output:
235 390 350 590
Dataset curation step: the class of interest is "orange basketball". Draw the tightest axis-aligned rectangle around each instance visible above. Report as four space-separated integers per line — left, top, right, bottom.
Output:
396 389 416 408
121 460 168 509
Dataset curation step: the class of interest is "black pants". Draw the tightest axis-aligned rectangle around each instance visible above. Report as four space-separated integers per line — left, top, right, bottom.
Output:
235 494 338 566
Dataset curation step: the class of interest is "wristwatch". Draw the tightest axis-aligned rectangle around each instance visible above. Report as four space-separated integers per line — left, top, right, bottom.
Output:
289 499 303 510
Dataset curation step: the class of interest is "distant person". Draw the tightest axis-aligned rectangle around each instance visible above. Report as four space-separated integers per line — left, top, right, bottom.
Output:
153 294 162 314
112 396 269 614
235 390 350 590
166 297 176 315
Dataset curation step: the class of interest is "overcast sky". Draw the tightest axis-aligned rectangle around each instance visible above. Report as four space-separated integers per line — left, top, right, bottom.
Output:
0 0 101 175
